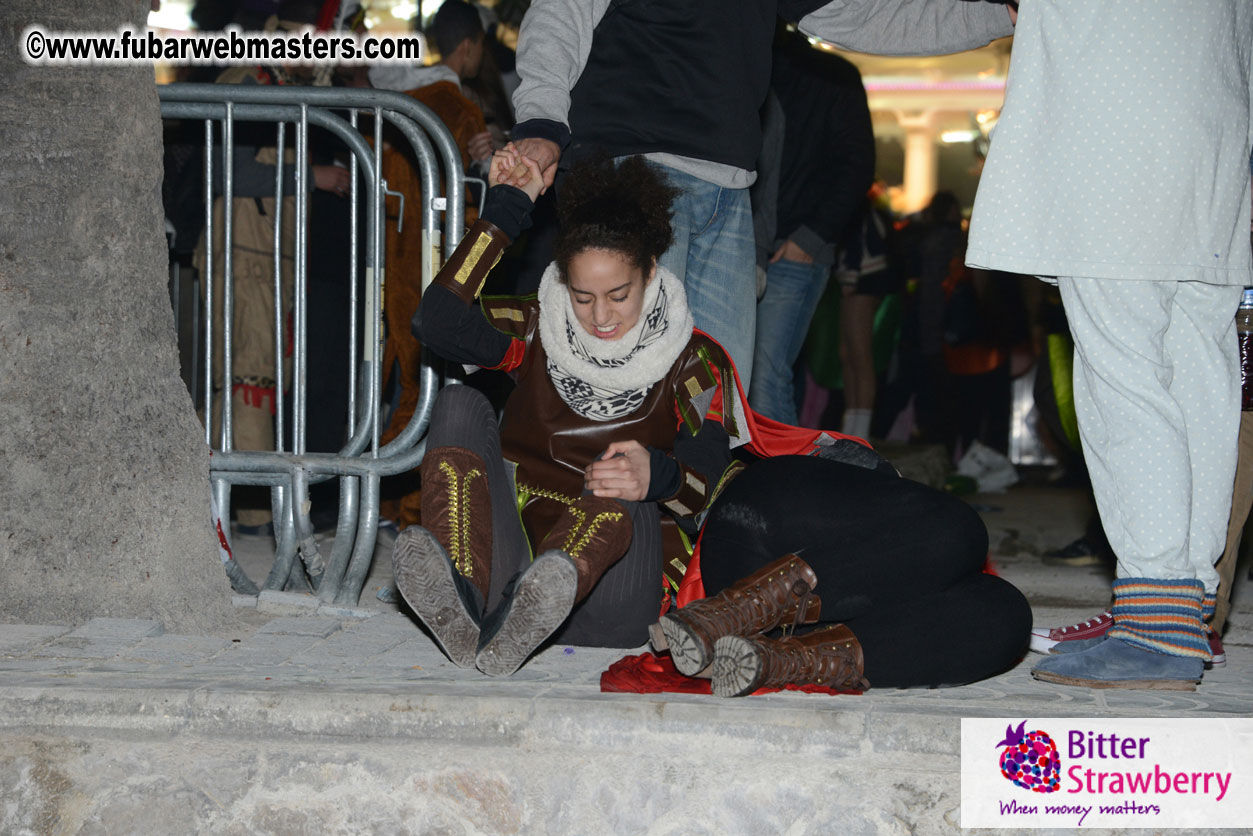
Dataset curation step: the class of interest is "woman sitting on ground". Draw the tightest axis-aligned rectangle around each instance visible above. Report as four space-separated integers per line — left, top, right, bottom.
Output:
395 150 1030 692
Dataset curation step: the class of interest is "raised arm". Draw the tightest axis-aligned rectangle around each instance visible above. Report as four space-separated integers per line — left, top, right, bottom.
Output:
412 151 544 369
509 0 615 189
511 0 615 139
797 0 1015 57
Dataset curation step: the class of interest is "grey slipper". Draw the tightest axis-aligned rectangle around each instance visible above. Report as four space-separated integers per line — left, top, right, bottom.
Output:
475 551 578 677
392 526 483 668
1032 637 1203 691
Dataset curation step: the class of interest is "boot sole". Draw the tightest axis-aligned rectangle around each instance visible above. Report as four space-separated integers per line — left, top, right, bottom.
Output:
476 551 577 677
711 635 765 697
1031 670 1199 691
392 527 479 668
659 614 715 677
648 622 669 652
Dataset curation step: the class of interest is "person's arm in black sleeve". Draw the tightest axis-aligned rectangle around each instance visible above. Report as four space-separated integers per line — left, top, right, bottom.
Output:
412 184 535 368
789 59 876 257
212 141 305 198
645 419 734 515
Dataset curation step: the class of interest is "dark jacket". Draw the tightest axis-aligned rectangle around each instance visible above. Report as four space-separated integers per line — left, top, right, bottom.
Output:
771 34 875 261
556 0 829 170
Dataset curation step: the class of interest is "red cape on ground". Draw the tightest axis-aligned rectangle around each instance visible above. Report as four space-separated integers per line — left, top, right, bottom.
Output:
600 652 864 697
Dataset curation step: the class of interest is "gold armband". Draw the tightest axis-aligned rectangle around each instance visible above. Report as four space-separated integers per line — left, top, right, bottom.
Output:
660 464 710 519
435 218 510 304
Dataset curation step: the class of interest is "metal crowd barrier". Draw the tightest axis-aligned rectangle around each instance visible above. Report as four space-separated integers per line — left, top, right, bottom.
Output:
159 83 464 605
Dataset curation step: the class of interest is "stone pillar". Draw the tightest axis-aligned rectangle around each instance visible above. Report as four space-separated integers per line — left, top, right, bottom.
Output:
897 111 940 215
0 0 237 632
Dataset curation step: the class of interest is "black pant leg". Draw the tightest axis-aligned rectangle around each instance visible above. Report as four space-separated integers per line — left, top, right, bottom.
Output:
550 500 663 648
847 572 1031 687
698 455 1029 687
700 456 988 620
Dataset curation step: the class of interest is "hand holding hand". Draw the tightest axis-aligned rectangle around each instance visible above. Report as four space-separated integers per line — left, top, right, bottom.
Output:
489 144 544 202
509 137 560 195
584 440 651 502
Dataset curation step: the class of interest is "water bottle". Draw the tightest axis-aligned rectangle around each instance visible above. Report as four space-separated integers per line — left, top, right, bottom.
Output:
1239 288 1253 411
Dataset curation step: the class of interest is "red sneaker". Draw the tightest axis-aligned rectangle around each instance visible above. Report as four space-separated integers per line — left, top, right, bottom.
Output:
1029 610 1111 654
1208 630 1227 668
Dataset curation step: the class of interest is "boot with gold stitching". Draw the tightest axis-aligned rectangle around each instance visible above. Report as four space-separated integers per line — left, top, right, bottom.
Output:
419 446 493 604
535 495 634 602
476 496 632 676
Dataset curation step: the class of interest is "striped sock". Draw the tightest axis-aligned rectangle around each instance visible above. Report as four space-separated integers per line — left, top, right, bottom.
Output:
1107 578 1209 660
1201 592 1217 625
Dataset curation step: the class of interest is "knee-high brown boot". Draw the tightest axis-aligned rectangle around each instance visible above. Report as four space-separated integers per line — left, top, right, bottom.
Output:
475 496 632 676
418 446 494 602
390 446 495 667
655 554 823 676
711 624 870 697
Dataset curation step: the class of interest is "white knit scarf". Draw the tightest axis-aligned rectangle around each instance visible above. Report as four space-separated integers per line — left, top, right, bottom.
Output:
537 262 693 422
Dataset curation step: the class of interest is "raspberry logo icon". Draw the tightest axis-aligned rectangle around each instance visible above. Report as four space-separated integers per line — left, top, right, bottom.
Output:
996 720 1061 793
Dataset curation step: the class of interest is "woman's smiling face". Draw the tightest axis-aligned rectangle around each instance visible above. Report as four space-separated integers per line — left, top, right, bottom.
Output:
565 249 654 341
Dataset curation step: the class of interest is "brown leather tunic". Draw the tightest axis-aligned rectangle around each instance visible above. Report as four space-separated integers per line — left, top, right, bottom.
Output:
487 296 728 549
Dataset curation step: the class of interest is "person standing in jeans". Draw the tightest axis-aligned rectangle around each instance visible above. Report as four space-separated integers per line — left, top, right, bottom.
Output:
504 0 1015 391
749 30 874 425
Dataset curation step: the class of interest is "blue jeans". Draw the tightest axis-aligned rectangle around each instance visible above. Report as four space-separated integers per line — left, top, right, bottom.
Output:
748 257 830 425
653 165 758 389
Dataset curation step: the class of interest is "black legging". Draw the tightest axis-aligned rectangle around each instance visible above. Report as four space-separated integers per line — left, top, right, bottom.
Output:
425 385 662 648
700 455 1030 688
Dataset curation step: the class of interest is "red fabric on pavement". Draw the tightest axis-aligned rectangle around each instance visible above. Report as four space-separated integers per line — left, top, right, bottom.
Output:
599 652 864 697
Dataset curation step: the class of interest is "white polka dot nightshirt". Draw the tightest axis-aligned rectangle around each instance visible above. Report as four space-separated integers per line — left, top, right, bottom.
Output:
967 1 1253 590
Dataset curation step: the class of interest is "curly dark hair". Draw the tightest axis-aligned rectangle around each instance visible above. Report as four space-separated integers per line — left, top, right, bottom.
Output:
552 156 678 281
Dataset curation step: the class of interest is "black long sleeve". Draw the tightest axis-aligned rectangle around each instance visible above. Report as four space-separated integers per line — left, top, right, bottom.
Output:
413 284 514 367
644 419 733 504
773 38 876 256
478 184 535 241
210 78 308 198
411 184 536 367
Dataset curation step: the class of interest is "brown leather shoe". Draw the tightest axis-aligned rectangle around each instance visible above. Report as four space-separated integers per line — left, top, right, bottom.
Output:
656 554 821 676
533 495 633 603
420 446 492 604
712 624 869 697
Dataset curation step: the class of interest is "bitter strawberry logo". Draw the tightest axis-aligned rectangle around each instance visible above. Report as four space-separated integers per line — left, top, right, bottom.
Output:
996 720 1061 793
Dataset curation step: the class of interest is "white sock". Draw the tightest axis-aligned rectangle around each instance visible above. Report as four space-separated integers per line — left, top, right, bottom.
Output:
842 408 872 439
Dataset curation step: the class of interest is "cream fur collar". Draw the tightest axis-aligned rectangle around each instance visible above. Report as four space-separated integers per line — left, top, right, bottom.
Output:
538 262 693 403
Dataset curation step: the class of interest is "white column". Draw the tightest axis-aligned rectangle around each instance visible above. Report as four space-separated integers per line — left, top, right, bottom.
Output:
896 111 939 215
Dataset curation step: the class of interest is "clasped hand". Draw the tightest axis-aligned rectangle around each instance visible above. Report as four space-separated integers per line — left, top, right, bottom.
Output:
489 143 545 202
584 440 651 502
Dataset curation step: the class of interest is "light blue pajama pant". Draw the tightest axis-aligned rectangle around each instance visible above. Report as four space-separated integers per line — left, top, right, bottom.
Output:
1058 277 1243 593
